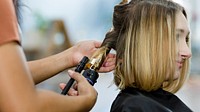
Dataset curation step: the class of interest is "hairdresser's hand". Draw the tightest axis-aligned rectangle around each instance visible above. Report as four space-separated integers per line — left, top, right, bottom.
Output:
70 40 116 72
60 70 97 100
99 53 116 72
60 70 97 111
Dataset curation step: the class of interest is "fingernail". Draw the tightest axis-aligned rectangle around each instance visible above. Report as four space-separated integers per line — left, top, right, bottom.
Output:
68 70 74 75
105 62 109 66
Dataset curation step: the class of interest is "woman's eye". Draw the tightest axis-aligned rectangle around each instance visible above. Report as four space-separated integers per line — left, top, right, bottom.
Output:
176 34 180 42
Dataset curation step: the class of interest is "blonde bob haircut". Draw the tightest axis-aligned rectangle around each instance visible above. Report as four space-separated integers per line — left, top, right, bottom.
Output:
102 0 190 93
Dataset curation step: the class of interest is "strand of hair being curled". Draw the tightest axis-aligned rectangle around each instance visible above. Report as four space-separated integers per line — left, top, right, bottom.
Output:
89 0 131 72
88 0 132 73
101 0 130 50
120 0 128 4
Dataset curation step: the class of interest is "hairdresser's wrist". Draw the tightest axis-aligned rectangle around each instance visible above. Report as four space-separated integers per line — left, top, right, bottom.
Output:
55 47 76 70
67 45 81 67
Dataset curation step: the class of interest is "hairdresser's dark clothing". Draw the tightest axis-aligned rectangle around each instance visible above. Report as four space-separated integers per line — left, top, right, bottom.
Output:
110 87 192 112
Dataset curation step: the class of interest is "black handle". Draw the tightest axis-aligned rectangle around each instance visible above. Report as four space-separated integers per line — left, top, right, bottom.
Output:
61 56 89 95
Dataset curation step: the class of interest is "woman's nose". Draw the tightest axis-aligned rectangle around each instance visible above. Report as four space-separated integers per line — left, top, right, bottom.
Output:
179 41 192 59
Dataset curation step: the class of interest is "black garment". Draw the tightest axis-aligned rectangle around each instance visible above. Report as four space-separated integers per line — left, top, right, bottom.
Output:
110 87 192 112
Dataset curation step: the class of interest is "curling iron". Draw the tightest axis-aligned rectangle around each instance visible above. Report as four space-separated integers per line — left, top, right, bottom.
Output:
61 46 111 95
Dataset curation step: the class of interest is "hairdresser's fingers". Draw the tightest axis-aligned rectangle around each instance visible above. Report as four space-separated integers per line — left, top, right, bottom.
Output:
99 65 115 73
68 70 86 83
73 83 78 90
99 54 116 72
107 53 116 58
59 83 78 96
59 83 66 90
104 57 116 67
93 41 102 48
103 53 116 66
68 88 78 96
99 64 115 72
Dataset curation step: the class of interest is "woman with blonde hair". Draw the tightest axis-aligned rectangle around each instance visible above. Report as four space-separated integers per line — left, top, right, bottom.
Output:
100 0 192 111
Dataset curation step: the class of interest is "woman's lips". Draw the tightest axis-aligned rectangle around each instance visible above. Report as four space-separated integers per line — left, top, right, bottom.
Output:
177 61 183 69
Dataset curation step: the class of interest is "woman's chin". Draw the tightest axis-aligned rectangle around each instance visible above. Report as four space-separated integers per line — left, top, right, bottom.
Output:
174 70 180 80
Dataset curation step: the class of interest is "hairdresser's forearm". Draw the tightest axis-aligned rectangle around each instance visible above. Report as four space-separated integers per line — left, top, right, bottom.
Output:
36 90 94 112
0 42 93 112
28 48 75 84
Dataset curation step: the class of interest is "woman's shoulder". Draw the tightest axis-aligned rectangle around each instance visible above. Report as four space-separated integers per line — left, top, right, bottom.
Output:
110 88 172 112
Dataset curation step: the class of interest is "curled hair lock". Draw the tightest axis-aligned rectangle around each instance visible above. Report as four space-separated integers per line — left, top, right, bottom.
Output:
120 0 128 4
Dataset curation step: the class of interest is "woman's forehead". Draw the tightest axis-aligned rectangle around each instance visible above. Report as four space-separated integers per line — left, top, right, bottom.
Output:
176 12 190 34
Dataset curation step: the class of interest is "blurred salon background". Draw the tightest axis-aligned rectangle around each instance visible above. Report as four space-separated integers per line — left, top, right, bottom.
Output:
20 0 200 111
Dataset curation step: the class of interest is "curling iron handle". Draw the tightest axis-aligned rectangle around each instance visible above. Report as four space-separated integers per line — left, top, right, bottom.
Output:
61 56 89 95
61 78 74 95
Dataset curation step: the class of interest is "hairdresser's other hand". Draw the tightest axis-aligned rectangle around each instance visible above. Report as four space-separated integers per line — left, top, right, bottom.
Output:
70 40 116 72
60 70 97 108
99 53 116 72
59 83 78 96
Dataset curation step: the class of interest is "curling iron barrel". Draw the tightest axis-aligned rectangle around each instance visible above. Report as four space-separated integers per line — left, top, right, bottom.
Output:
61 46 111 95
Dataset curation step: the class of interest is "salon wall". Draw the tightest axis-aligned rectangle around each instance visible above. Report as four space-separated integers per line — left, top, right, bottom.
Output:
20 0 200 112
21 0 119 44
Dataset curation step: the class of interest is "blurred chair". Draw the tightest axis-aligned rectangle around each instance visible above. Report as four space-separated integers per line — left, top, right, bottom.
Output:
23 19 72 60
42 19 72 57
